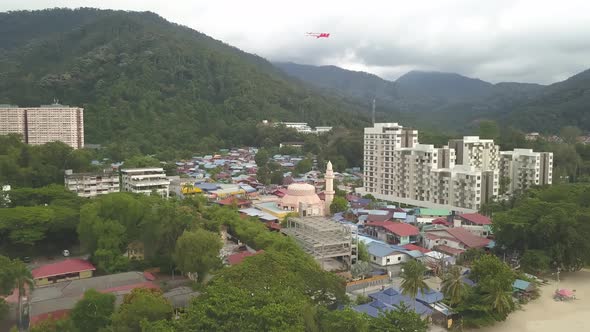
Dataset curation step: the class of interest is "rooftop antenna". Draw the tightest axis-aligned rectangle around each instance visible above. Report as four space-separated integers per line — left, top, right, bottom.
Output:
372 98 376 125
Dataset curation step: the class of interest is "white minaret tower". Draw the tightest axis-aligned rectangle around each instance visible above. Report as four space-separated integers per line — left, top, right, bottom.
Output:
324 160 335 215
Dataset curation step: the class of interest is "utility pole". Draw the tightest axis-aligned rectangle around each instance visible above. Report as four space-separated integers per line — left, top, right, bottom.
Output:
372 99 376 125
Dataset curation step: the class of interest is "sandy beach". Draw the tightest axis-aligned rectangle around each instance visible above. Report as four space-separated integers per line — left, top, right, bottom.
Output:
472 269 590 332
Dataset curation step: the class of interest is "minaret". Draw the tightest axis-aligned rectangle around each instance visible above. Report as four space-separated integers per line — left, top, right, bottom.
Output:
324 161 335 215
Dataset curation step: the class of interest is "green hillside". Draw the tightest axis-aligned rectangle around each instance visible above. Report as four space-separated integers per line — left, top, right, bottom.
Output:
0 9 370 156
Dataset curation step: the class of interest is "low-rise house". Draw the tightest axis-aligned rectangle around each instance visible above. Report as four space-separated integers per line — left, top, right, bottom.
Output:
353 288 433 318
121 168 170 197
215 197 252 209
423 227 490 256
454 213 492 237
367 242 413 266
32 259 96 287
364 221 420 245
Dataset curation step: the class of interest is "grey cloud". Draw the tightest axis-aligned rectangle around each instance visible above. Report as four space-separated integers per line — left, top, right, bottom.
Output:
3 0 590 84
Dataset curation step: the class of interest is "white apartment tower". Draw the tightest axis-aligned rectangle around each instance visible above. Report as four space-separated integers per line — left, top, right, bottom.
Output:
0 104 84 149
64 169 120 198
499 149 553 195
121 168 170 197
363 123 418 195
361 124 547 212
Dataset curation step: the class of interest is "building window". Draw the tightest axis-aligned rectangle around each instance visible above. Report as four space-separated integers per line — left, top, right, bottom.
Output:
398 257 402 261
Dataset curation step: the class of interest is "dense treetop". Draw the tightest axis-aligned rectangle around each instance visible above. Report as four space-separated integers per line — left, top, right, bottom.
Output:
0 8 370 157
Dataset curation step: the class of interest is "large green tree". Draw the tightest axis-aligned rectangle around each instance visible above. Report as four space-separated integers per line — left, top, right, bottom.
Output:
173 229 222 282
370 303 428 332
330 196 349 214
441 265 467 306
399 260 429 307
110 288 173 332
70 289 116 332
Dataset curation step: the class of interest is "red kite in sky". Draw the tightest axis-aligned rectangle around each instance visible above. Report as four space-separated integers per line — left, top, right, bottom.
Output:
306 32 330 38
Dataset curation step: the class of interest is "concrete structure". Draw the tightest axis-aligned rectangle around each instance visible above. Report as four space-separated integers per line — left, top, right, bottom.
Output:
324 161 335 214
29 271 158 319
64 169 120 198
361 123 552 212
499 149 553 195
0 104 84 149
278 183 324 216
281 216 356 268
276 122 333 134
121 168 170 197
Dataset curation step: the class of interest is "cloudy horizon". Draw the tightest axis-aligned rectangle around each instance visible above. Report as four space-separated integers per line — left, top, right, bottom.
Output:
2 0 590 84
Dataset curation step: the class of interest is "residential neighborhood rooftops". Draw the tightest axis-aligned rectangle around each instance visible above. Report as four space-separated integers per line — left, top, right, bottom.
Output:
32 259 96 279
367 242 405 257
419 208 451 216
227 250 264 265
365 221 420 237
402 244 431 254
459 213 492 225
445 227 491 248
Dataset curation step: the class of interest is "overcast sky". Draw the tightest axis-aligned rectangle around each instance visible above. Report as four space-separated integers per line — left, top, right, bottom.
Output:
3 0 590 83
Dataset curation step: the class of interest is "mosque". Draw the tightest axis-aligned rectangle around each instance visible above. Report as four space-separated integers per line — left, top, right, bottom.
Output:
254 161 335 218
278 161 335 216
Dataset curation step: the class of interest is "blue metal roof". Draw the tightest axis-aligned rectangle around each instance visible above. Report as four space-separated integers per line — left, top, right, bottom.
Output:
513 279 531 291
367 242 397 257
415 288 444 304
393 212 407 220
357 289 433 317
196 183 219 191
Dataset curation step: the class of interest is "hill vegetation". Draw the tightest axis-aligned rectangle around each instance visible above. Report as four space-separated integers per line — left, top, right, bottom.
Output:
0 8 370 158
275 62 590 133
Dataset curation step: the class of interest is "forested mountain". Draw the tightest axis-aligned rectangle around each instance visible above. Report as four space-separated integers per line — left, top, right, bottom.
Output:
0 8 371 156
275 62 590 133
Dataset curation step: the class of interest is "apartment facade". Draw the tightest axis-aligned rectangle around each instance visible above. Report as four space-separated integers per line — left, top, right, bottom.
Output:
0 104 84 149
499 149 553 195
361 123 545 213
64 169 120 198
121 168 170 197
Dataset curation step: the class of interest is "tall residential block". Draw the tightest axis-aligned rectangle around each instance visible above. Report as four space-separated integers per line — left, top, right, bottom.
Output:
0 104 84 149
121 168 170 197
499 149 553 195
360 123 550 213
65 169 120 198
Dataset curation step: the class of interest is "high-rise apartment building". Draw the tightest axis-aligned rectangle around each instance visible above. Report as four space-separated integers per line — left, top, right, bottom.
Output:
64 169 120 198
361 123 549 212
121 168 170 197
499 149 553 195
0 104 84 149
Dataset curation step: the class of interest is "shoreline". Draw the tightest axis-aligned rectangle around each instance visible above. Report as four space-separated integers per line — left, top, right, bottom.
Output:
469 269 590 332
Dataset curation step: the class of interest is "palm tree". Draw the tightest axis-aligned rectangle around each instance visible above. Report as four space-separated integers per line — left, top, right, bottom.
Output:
400 260 429 309
441 265 466 306
11 259 34 331
482 280 514 316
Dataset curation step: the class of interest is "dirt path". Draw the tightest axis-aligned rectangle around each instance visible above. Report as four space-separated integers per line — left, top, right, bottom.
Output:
472 269 590 332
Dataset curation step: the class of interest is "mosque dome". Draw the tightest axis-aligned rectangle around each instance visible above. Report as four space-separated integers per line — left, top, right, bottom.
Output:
279 183 323 209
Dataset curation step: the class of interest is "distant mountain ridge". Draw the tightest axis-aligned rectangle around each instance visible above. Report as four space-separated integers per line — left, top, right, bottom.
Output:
274 62 590 133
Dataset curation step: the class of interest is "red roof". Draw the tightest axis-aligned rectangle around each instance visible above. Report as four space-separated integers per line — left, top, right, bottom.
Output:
366 213 393 222
216 197 251 206
143 271 156 281
459 213 492 225
32 259 95 279
99 281 159 294
435 245 465 256
432 217 451 226
365 221 419 237
445 227 490 248
402 244 431 254
30 309 70 326
273 188 288 197
227 250 264 265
